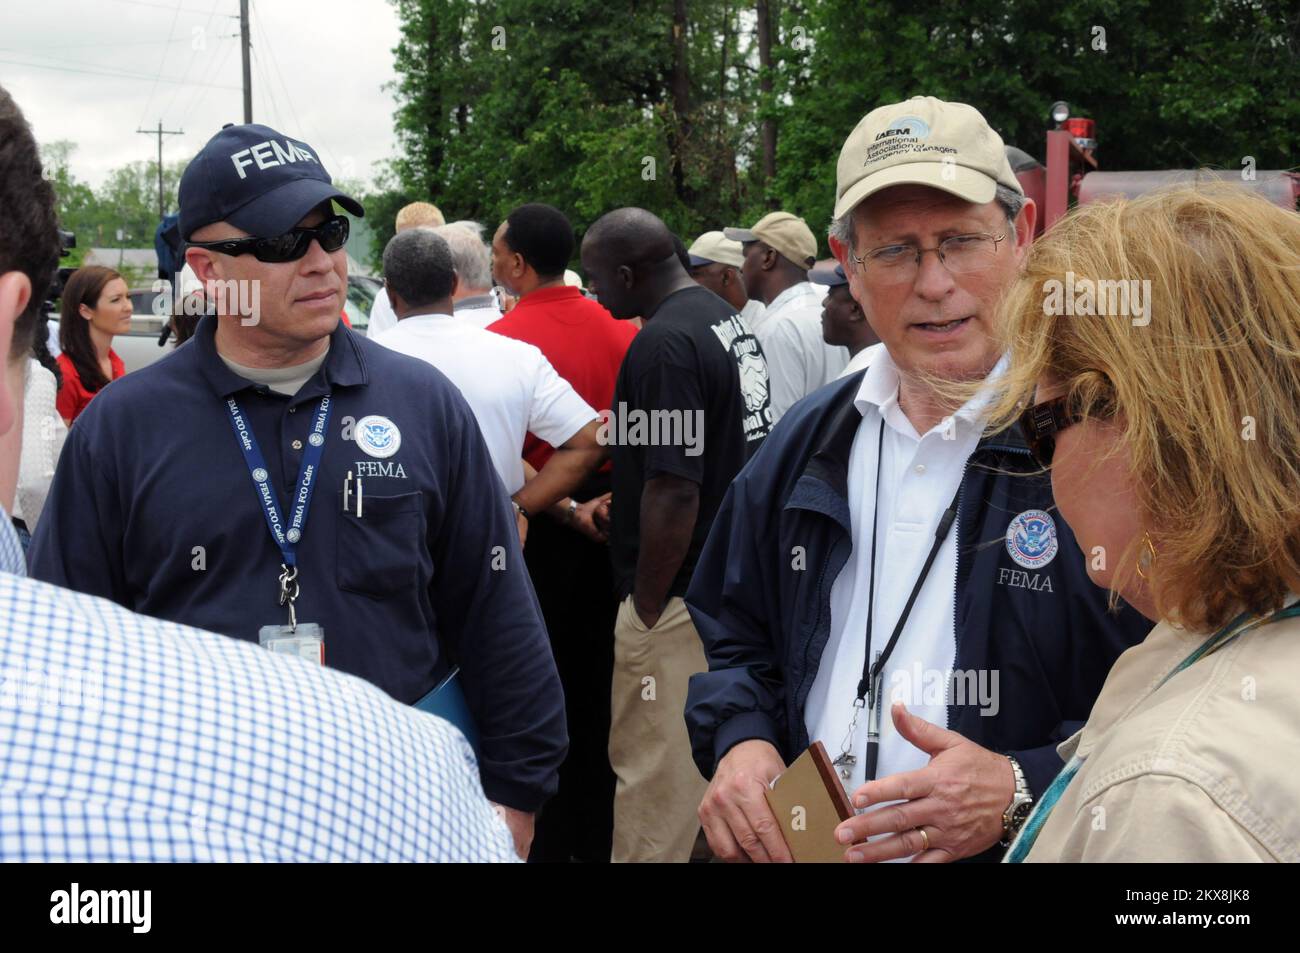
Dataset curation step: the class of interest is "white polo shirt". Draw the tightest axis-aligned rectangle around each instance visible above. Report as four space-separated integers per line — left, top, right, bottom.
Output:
755 281 849 421
804 346 996 797
367 291 398 338
372 312 598 493
741 298 768 337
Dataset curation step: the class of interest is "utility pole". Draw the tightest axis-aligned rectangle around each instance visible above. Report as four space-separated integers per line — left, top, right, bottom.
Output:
240 0 252 123
136 120 184 219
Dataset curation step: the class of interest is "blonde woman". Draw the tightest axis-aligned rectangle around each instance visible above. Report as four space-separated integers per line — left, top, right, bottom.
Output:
982 185 1300 862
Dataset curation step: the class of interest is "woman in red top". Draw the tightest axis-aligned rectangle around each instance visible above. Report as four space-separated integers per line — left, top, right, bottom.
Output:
56 266 131 424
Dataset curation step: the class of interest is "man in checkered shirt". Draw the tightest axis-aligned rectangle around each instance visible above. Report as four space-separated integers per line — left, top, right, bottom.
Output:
0 83 516 862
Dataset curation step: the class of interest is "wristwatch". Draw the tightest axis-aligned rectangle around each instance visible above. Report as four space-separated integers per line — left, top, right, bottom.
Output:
564 498 579 523
1000 756 1034 846
511 499 530 520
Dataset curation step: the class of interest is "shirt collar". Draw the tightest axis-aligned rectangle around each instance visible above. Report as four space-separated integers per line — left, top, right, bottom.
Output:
454 293 496 312
515 285 582 308
193 315 368 403
852 347 1008 439
767 280 818 315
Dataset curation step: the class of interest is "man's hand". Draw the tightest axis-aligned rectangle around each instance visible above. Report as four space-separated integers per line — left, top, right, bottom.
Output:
491 803 535 860
515 510 529 550
592 493 612 536
698 739 792 863
570 492 610 543
833 703 1014 863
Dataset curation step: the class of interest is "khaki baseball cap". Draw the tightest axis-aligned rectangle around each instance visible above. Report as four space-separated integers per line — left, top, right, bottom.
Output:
834 96 1023 220
687 230 745 269
724 211 817 270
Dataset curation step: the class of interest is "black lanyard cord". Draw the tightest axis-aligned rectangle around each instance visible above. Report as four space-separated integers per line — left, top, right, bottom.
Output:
854 417 963 717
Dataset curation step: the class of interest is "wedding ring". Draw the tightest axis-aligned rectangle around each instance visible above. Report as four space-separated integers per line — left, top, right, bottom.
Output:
917 827 929 852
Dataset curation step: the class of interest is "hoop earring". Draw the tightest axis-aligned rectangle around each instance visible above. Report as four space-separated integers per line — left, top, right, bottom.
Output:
1135 533 1156 580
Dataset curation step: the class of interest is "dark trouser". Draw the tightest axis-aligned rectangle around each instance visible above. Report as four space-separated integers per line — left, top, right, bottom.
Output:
526 479 618 863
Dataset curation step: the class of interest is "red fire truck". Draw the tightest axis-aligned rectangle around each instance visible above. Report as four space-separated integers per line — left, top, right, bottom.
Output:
1009 101 1299 237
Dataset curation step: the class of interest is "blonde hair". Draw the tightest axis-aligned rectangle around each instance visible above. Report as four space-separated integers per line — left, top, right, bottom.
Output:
980 184 1300 632
394 201 445 232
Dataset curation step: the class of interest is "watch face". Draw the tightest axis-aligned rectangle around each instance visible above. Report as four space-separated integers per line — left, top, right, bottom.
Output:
1012 801 1034 825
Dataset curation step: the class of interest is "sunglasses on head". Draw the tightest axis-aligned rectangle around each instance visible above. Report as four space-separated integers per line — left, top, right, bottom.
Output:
188 214 349 263
1017 394 1087 468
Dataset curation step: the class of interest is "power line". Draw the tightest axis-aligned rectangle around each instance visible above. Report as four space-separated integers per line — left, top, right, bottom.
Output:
0 37 201 53
0 56 241 89
175 29 239 130
160 0 224 124
103 0 235 15
250 0 342 172
137 0 186 131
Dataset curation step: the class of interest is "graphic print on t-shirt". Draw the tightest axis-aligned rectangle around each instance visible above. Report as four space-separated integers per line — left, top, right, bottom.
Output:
710 312 773 443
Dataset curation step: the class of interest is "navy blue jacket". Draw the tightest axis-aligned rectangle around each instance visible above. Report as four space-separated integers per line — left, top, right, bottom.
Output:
30 316 566 811
685 372 1149 802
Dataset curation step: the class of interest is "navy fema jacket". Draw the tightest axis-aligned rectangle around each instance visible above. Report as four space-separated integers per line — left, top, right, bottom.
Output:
684 371 1149 802
30 316 566 812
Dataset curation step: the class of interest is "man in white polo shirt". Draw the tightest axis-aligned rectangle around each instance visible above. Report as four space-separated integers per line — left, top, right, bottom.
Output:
724 212 848 421
686 231 767 334
372 229 605 534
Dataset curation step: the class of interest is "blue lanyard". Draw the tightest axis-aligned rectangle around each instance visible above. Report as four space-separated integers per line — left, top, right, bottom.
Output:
1005 602 1300 862
224 393 332 569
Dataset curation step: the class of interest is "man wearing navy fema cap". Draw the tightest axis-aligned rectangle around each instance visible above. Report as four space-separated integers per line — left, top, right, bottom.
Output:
30 123 566 856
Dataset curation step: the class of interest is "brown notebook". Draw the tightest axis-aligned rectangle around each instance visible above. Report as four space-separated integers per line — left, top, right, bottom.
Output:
764 741 856 863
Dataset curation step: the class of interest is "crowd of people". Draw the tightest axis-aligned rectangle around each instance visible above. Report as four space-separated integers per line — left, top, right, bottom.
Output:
1 79 1298 863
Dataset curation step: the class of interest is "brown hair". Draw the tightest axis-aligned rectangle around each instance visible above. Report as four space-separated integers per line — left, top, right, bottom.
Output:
59 265 124 392
978 184 1300 632
0 83 62 364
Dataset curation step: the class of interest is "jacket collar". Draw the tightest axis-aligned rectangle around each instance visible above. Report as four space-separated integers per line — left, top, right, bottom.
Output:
192 315 368 404
785 354 1032 529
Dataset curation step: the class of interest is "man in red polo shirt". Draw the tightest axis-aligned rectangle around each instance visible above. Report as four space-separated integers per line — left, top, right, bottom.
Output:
489 203 636 863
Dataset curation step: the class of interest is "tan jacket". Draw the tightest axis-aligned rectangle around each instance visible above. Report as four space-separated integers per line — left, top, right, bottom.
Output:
1020 613 1300 862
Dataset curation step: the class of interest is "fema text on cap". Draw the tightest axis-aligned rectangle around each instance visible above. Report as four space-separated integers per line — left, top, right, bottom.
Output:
230 139 317 180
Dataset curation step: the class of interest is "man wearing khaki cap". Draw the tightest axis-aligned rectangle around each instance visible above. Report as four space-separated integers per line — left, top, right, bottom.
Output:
686 96 1148 862
725 212 848 421
686 231 767 334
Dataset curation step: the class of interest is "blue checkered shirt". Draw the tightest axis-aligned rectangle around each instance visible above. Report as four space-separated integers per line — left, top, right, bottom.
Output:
0 508 517 862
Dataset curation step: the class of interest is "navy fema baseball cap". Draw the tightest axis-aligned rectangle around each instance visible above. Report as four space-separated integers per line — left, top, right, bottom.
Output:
178 123 363 240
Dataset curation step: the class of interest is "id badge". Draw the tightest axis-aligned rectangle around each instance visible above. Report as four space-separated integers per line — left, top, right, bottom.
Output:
258 622 325 664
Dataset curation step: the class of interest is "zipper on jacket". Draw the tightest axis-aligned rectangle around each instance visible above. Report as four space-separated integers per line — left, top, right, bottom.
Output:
948 443 1032 729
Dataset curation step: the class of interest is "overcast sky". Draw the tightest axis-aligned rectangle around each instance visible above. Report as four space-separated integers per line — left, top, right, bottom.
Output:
1 0 402 189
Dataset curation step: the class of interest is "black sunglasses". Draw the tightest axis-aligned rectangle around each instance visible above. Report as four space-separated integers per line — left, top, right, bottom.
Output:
188 215 349 263
1017 395 1085 468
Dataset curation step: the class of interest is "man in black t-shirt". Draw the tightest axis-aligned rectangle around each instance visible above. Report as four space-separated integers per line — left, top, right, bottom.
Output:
581 207 772 862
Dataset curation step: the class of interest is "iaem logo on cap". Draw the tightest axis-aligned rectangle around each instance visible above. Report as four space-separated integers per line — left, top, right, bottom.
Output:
875 116 931 141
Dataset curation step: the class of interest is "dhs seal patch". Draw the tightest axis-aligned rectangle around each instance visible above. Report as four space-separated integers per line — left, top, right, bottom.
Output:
252 467 269 483
356 415 401 459
1006 509 1058 570
308 432 324 447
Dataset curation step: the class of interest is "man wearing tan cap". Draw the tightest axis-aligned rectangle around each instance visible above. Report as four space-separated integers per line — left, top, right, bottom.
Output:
368 200 449 337
686 96 1148 863
725 212 848 421
686 231 768 333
